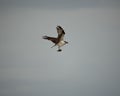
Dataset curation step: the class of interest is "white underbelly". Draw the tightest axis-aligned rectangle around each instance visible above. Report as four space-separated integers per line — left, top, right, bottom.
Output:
57 41 65 47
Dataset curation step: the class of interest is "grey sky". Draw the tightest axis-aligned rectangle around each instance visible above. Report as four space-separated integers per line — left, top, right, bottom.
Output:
0 0 120 9
0 0 120 96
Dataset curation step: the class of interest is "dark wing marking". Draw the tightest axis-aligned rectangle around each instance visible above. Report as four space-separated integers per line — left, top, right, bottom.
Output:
42 36 57 44
56 26 65 40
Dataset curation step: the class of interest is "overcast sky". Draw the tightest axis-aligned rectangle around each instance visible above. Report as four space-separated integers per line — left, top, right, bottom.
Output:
0 0 120 96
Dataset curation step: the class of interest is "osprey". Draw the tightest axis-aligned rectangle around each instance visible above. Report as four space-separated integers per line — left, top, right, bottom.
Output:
42 26 68 52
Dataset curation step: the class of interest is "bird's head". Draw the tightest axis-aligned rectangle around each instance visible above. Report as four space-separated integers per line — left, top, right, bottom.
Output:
64 41 68 44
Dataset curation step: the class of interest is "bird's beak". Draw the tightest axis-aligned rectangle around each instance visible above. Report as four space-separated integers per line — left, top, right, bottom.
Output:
65 41 68 44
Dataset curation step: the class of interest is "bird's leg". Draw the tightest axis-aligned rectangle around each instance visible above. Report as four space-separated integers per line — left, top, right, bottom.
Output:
57 46 62 52
51 44 56 48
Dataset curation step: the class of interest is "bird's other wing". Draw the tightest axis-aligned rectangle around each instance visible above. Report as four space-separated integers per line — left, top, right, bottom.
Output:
42 36 57 44
56 26 65 40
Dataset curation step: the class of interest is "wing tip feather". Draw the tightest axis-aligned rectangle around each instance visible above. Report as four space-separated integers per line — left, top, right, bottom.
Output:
42 36 48 39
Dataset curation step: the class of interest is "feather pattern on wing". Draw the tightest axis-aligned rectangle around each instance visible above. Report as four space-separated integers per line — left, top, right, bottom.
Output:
42 36 58 44
56 26 65 41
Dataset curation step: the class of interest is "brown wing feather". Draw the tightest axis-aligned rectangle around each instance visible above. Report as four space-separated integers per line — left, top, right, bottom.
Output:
56 26 65 35
42 36 57 44
56 26 65 40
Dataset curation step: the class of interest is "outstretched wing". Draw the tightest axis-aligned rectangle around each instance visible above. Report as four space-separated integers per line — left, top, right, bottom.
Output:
42 36 57 44
56 26 65 40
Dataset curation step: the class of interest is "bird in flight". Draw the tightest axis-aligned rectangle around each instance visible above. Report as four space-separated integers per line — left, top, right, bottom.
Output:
42 26 68 52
